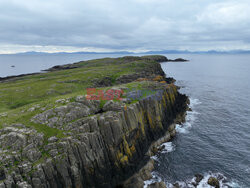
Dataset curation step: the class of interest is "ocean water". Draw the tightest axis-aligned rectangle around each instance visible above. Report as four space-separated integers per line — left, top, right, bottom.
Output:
0 53 127 77
152 54 250 188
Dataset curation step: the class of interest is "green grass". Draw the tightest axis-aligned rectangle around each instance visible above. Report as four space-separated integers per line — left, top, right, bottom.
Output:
0 60 149 112
0 56 160 137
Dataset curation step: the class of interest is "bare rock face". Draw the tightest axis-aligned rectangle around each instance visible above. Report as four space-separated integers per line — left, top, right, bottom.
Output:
31 98 101 129
0 124 44 152
194 174 204 185
0 55 190 188
141 55 168 62
0 125 44 188
0 83 188 188
103 100 124 112
116 61 166 85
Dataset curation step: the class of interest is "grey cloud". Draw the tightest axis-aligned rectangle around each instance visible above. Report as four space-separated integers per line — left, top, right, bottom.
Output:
0 0 250 52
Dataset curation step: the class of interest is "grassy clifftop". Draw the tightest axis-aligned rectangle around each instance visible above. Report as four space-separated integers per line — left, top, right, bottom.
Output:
0 55 189 188
0 55 167 137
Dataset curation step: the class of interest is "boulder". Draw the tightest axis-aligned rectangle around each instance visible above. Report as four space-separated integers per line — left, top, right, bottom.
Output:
208 177 220 188
195 174 204 183
148 181 166 188
173 183 180 188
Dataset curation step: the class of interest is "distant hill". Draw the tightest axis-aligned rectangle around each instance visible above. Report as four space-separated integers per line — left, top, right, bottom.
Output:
14 51 136 55
3 49 250 55
144 50 250 54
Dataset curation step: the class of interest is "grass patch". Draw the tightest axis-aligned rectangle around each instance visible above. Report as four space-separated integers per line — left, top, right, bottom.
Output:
9 100 34 109
0 56 161 136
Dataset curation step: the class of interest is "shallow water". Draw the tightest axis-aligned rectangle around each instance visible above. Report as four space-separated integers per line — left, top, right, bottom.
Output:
154 54 250 187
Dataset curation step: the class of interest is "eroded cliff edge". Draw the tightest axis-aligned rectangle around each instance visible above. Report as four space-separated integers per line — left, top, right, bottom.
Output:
0 55 189 188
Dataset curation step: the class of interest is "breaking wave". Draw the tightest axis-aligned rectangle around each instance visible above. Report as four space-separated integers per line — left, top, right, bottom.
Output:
175 98 201 134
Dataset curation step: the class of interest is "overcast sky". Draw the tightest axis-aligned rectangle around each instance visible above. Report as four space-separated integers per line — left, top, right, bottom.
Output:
1 0 250 53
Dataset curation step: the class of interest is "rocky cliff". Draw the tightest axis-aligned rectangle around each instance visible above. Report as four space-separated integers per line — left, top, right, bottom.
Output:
0 55 189 188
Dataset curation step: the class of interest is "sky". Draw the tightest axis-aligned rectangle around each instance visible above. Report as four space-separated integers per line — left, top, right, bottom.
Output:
1 0 250 54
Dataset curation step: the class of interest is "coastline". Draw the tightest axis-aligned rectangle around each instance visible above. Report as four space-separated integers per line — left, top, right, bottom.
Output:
0 55 188 83
0 55 189 187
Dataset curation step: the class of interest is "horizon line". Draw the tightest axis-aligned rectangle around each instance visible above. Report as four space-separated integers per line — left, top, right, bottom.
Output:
1 49 250 55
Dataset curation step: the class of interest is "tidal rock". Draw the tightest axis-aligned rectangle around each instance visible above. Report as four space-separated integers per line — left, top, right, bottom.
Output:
173 182 180 188
208 177 220 188
148 181 166 188
195 174 204 183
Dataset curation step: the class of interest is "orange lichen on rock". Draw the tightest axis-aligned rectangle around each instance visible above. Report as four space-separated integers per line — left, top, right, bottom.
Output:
120 155 129 165
130 145 136 154
153 75 164 82
136 78 149 82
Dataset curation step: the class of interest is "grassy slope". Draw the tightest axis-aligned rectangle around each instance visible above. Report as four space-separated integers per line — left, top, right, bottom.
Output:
0 57 158 138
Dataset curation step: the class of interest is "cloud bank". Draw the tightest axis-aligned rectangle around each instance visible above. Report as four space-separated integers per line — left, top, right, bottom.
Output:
1 0 250 53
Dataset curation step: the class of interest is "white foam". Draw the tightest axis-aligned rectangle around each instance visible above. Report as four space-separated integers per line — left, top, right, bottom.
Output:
143 171 162 188
165 172 242 188
196 172 241 188
150 142 175 163
144 179 156 188
159 142 175 153
189 98 202 108
175 123 191 134
150 155 159 162
175 98 200 134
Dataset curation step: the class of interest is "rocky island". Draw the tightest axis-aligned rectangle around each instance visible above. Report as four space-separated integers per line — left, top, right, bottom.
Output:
0 55 189 188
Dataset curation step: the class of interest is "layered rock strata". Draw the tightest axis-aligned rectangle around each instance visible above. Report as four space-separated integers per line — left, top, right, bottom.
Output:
0 56 189 188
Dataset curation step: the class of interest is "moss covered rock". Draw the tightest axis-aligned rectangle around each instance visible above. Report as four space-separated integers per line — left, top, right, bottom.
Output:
208 177 220 188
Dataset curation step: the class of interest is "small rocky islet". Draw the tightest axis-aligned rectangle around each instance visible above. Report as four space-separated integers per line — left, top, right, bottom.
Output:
0 55 219 188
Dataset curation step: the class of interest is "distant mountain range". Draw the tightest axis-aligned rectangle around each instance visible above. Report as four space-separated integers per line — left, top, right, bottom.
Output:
144 50 250 54
3 50 250 55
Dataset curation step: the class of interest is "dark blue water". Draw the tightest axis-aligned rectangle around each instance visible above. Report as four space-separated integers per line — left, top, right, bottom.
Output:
153 55 250 188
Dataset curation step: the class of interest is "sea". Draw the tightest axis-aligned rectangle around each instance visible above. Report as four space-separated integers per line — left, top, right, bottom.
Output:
1 53 250 187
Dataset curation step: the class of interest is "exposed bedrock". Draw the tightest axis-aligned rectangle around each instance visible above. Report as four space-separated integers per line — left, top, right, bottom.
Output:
0 84 188 188
0 55 189 188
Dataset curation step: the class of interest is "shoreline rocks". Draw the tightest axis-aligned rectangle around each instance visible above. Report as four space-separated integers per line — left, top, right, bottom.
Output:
165 172 228 188
0 55 190 188
208 177 220 188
